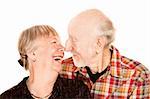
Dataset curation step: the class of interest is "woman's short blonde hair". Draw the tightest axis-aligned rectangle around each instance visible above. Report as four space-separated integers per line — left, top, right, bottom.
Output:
18 25 58 70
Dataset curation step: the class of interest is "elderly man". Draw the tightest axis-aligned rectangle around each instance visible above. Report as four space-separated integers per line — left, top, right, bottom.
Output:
60 9 150 98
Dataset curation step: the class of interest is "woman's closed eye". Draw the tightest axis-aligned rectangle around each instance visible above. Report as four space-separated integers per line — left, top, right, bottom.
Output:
52 41 57 43
51 40 57 44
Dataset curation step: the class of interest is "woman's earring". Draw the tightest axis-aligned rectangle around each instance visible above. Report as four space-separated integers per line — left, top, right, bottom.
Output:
96 50 100 55
32 52 36 62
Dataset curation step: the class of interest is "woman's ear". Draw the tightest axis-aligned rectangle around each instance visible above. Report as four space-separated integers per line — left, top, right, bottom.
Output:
27 51 36 62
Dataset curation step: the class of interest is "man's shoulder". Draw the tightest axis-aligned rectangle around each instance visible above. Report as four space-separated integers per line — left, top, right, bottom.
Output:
121 56 150 81
121 55 149 72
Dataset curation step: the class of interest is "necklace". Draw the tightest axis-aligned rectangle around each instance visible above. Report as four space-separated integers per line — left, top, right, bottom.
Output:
31 92 52 99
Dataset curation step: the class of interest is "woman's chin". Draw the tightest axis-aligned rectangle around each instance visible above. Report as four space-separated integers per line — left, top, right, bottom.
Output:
53 66 62 73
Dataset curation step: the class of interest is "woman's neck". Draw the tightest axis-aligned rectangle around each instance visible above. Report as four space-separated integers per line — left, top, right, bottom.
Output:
27 67 58 97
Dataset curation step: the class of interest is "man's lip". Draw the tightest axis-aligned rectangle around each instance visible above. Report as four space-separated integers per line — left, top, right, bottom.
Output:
73 54 77 57
72 51 78 55
72 53 78 57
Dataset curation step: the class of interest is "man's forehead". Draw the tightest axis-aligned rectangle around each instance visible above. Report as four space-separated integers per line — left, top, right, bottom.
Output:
68 31 98 42
68 23 100 39
69 9 107 26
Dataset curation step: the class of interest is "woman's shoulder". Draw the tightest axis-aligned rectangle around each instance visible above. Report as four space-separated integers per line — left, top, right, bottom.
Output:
0 77 31 98
0 85 20 98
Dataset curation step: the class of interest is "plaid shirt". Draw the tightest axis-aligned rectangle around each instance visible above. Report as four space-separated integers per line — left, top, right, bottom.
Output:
60 46 150 99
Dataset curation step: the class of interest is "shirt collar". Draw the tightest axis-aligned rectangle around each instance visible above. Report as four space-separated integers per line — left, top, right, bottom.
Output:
108 46 123 78
73 45 135 79
109 45 135 79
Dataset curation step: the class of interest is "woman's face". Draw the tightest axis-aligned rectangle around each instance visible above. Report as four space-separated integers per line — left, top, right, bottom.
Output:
33 36 64 73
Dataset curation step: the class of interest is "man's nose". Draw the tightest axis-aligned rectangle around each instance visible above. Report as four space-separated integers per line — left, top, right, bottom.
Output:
65 40 72 51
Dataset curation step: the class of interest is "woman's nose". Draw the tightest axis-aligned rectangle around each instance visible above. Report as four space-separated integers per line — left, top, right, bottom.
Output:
58 44 65 52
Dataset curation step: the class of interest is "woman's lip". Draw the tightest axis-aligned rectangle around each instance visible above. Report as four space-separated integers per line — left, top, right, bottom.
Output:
73 54 78 57
54 52 64 57
53 55 64 62
53 55 63 58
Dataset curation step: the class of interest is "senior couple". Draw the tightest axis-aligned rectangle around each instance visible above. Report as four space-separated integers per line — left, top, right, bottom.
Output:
1 9 150 99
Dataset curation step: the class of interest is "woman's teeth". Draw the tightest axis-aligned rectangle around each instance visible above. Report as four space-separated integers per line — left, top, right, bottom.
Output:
53 56 62 61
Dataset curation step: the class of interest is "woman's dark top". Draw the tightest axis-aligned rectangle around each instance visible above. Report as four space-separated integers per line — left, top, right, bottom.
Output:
0 76 91 99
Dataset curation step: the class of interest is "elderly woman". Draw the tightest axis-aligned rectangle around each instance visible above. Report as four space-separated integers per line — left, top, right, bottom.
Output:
0 25 91 99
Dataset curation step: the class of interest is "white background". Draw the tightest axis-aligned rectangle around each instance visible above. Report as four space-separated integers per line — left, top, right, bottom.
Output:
0 0 149 94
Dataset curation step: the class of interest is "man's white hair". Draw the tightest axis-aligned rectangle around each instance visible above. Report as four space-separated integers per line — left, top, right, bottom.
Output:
69 9 115 46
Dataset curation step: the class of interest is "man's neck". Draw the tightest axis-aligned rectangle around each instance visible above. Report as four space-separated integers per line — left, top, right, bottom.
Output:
101 47 111 72
88 47 111 73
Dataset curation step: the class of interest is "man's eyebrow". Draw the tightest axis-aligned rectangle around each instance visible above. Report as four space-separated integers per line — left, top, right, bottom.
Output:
69 35 78 41
69 34 72 38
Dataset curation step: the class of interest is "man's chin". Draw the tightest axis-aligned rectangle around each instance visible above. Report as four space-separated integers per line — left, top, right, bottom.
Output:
72 57 85 67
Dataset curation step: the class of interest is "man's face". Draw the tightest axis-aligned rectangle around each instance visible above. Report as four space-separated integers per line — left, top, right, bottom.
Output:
65 23 99 67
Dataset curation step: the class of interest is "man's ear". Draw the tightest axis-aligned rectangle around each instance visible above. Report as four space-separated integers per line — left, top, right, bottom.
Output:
96 36 107 53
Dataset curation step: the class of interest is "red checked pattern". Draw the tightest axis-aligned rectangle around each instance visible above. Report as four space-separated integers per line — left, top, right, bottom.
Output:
60 46 150 99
